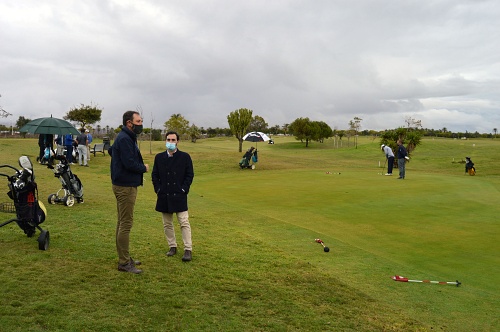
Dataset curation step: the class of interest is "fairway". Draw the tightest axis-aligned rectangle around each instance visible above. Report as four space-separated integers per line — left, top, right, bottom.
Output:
0 136 498 331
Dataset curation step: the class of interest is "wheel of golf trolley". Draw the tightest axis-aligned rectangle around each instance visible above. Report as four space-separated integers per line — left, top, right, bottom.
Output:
37 230 50 250
64 195 75 207
251 165 255 169
48 194 57 205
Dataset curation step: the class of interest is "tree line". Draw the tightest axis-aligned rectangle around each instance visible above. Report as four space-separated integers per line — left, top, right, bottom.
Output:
1 103 497 146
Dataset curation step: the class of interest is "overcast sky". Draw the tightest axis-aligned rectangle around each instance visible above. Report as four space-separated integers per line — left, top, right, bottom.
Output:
1 0 499 133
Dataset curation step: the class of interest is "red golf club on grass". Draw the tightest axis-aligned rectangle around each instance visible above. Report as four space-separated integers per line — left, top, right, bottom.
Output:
315 238 330 252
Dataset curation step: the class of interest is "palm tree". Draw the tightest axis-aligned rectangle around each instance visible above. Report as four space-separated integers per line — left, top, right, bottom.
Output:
493 128 497 138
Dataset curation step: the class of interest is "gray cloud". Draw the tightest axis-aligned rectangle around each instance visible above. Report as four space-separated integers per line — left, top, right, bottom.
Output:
1 0 499 133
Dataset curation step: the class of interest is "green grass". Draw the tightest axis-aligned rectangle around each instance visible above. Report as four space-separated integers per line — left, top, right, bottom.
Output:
0 136 498 331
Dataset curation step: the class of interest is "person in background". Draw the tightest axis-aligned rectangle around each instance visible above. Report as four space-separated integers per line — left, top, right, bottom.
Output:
64 133 75 164
86 129 93 161
37 134 53 164
109 110 149 274
381 144 394 176
396 140 409 179
76 128 89 167
465 156 475 175
152 131 194 262
54 135 64 156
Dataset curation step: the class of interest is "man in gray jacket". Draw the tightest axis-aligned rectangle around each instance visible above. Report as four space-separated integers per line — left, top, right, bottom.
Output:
152 131 194 262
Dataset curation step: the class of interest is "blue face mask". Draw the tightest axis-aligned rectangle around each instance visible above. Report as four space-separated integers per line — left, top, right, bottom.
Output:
166 142 176 151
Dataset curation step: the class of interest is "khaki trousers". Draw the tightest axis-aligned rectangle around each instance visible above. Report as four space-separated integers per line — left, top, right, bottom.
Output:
113 185 138 265
77 145 88 166
161 211 192 251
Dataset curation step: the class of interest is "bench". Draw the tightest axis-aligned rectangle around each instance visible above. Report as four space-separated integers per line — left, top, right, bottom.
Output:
90 143 109 157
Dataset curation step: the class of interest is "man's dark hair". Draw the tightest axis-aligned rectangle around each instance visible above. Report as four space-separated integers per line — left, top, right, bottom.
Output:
165 131 179 140
123 111 139 126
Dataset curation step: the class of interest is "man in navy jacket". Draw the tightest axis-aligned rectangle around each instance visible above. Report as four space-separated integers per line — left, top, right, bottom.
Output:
109 111 149 274
397 139 409 179
152 131 194 262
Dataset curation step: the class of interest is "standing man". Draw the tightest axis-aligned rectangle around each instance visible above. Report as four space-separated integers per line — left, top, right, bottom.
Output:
54 135 64 156
397 140 409 179
110 111 149 274
76 128 89 167
86 129 93 161
152 131 194 262
381 144 395 176
64 133 75 164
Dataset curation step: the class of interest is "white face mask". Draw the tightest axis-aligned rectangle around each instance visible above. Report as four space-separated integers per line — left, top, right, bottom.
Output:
166 142 176 151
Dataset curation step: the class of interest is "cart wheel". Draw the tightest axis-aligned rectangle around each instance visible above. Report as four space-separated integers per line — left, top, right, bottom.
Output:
48 194 57 205
251 165 256 169
64 195 75 207
37 230 50 250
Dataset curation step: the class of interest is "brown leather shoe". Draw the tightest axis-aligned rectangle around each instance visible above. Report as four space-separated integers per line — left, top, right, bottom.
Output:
118 262 142 274
166 247 177 257
182 250 192 262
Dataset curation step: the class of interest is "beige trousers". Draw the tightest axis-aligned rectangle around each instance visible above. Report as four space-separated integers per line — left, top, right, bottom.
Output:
161 211 192 251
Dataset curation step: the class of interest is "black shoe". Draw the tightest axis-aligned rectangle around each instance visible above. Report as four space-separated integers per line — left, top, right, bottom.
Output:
166 247 177 257
118 262 142 274
182 250 192 262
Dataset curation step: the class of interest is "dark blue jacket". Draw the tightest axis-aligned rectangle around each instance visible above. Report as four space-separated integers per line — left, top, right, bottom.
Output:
64 134 74 146
109 127 147 187
152 149 194 213
397 144 408 159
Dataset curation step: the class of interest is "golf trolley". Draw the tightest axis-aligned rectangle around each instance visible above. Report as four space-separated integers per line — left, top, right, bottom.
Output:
239 147 258 169
0 156 50 250
465 156 476 176
47 155 84 206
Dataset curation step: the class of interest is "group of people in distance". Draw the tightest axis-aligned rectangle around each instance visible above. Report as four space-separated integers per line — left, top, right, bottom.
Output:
110 111 194 274
381 140 477 178
381 140 409 179
38 129 93 167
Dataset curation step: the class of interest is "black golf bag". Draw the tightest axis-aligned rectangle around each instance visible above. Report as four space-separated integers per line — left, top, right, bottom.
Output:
0 156 50 250
465 157 476 176
47 155 84 206
239 147 258 169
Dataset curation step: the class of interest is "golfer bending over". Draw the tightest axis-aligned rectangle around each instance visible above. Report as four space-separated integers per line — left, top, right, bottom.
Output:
381 144 395 176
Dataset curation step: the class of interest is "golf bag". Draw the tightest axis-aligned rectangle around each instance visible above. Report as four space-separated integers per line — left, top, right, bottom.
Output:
47 155 84 206
239 147 258 169
465 157 476 176
0 156 50 250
